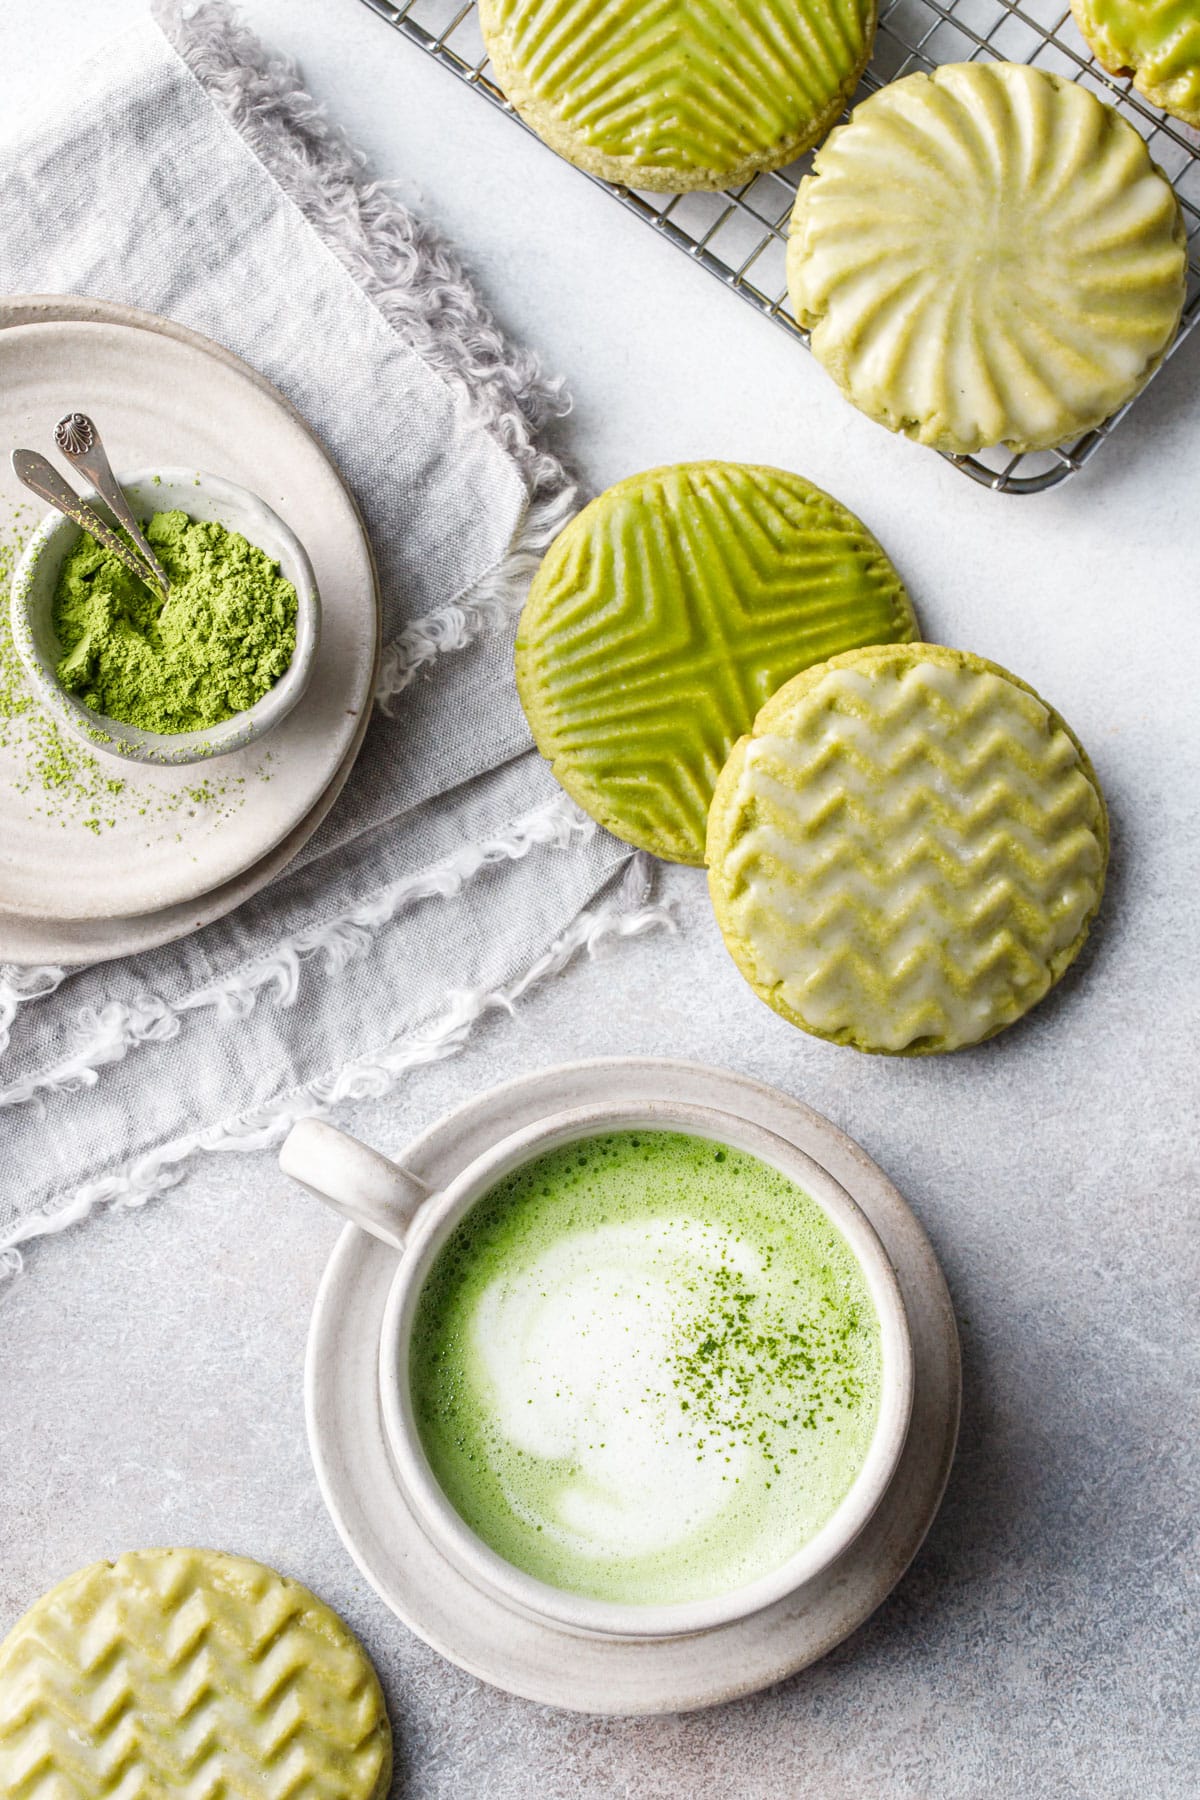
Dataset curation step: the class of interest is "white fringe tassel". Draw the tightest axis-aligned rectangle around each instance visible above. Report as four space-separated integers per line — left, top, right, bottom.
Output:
0 794 599 1110
374 481 578 711
158 1 572 474
0 965 67 1057
0 5 631 1283
0 858 672 1276
157 1 584 712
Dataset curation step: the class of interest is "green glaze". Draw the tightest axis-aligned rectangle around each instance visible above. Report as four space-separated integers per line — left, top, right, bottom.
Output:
479 0 877 189
516 462 916 865
52 510 297 734
1071 0 1200 126
409 1129 882 1607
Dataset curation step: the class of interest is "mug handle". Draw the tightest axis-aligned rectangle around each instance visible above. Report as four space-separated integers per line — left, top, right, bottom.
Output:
279 1118 430 1250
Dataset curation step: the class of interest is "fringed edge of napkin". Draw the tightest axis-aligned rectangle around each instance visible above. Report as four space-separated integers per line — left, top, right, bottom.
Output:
0 796 639 1113
155 0 582 711
0 3 675 1281
1 845 671 1281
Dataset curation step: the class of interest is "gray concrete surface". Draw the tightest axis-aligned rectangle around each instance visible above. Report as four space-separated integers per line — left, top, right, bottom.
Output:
2 2 1199 1794
4 861 1198 1796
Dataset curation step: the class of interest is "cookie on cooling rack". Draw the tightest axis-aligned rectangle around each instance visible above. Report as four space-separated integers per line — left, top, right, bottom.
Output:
0 1549 392 1799
516 462 916 865
477 0 877 192
706 643 1109 1055
787 62 1187 455
1073 0 1200 127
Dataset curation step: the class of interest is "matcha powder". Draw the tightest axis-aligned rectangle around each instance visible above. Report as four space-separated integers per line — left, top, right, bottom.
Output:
52 510 298 734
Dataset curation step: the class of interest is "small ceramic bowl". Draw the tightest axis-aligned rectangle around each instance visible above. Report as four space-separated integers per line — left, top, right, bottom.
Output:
8 467 320 767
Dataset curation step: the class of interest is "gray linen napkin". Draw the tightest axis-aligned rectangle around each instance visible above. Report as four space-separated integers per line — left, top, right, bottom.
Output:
0 3 666 1272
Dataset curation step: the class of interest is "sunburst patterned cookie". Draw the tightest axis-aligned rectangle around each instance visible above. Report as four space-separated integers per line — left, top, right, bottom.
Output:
1072 0 1200 127
707 644 1109 1054
478 0 877 191
516 462 916 864
788 63 1187 454
0 1549 392 1800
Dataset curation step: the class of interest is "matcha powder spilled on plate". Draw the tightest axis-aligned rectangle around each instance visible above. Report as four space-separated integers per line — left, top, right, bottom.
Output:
52 510 298 734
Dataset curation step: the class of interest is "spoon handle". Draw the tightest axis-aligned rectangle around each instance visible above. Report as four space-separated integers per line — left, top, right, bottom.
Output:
10 449 163 594
54 413 170 597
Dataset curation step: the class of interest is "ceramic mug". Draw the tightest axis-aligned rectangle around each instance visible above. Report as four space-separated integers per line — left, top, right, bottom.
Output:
281 1095 915 1640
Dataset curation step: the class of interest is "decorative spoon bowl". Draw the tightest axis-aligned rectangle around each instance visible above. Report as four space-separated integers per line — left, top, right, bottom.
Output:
9 467 320 768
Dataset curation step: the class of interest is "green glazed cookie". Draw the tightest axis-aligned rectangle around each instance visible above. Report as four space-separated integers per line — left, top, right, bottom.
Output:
707 643 1108 1054
0 1549 392 1799
478 0 877 192
516 462 916 864
788 63 1188 453
1072 0 1200 128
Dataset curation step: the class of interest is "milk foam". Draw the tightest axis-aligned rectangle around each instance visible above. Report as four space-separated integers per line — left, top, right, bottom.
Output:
409 1130 882 1606
472 1219 758 1560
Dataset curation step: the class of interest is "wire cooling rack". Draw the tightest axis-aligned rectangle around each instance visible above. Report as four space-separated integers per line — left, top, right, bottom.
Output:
358 0 1200 492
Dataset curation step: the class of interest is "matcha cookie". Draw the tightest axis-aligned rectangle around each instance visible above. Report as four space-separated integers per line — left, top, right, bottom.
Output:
788 63 1187 454
478 0 877 192
516 463 916 864
0 1549 392 1799
1072 0 1200 128
707 643 1108 1054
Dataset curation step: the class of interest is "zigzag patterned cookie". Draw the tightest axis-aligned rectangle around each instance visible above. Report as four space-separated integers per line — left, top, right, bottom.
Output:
707 644 1108 1054
478 0 876 191
788 63 1187 453
1071 0 1200 128
516 463 916 864
0 1549 392 1799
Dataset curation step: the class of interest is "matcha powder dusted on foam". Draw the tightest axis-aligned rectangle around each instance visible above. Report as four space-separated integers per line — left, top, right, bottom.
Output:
410 1130 883 1607
52 510 297 734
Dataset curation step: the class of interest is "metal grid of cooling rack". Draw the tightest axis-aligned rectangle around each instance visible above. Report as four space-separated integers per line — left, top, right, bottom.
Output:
358 0 1200 492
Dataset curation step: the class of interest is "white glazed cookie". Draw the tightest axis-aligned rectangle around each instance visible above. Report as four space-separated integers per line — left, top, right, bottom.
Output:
0 1549 392 1799
787 62 1188 453
707 644 1109 1055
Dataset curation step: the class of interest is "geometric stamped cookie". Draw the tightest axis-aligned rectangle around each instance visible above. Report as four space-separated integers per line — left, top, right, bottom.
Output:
1072 0 1200 128
478 0 879 192
0 1548 392 1799
788 63 1188 454
516 463 916 864
707 643 1109 1054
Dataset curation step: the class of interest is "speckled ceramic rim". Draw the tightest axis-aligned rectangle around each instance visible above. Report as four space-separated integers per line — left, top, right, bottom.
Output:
9 465 320 767
377 1099 914 1641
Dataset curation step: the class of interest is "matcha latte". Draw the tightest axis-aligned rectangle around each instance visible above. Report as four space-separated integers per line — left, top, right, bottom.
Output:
408 1130 883 1606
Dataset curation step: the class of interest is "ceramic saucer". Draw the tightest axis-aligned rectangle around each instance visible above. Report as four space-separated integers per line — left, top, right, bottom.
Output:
305 1058 961 1714
0 295 378 938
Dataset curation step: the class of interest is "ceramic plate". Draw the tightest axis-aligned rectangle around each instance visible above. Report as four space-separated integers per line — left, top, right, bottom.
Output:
305 1058 961 1714
0 717 363 967
0 296 378 924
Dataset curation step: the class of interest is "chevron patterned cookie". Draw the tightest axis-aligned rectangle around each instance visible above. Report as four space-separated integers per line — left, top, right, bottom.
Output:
707 644 1108 1054
516 462 916 864
478 0 876 191
787 63 1187 454
1072 0 1200 128
0 1549 392 1799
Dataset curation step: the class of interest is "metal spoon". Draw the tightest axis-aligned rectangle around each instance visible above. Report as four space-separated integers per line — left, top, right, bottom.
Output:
54 412 170 597
11 448 162 593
